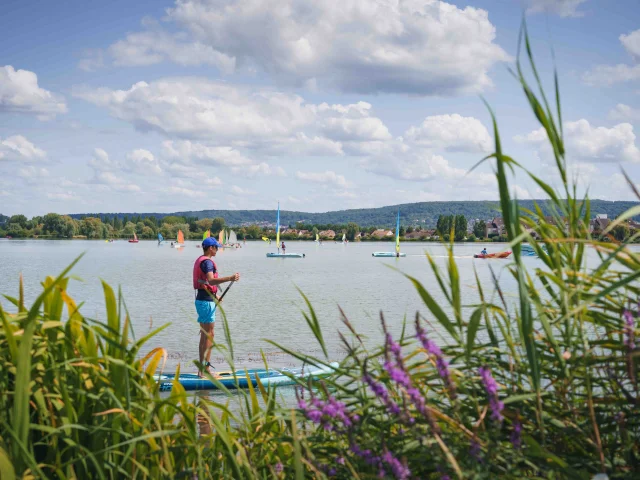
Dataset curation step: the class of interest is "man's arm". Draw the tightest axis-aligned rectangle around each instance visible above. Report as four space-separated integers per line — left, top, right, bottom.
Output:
206 271 240 285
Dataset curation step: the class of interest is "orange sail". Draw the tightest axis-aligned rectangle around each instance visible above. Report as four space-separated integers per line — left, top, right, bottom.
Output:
177 230 184 244
218 229 224 244
134 232 138 241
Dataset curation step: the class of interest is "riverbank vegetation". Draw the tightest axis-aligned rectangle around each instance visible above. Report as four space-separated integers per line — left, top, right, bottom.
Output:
1 28 640 479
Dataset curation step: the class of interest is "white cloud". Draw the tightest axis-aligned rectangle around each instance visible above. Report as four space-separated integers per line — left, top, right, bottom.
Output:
230 185 257 195
583 29 640 87
0 66 67 120
111 0 508 96
125 148 162 175
609 104 640 122
18 166 49 179
87 149 142 192
109 30 236 73
78 49 105 72
317 102 391 141
516 119 640 163
526 0 587 17
621 29 640 62
167 185 207 198
161 140 253 166
0 135 46 162
404 114 492 153
583 64 640 87
47 192 77 201
295 170 350 188
75 79 316 141
231 162 287 177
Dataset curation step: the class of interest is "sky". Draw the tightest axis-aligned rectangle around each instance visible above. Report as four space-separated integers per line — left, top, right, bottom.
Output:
1 0 640 217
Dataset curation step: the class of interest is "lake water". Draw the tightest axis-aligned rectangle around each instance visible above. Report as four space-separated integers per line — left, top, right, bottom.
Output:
0 239 540 372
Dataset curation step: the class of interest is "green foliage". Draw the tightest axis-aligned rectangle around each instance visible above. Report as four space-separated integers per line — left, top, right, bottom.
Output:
473 219 486 238
346 222 359 241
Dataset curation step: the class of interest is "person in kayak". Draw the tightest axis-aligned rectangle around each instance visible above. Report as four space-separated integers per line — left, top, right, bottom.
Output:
481 247 488 256
194 237 240 377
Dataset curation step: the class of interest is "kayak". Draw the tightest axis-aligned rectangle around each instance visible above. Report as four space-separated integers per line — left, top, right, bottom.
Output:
372 252 406 257
266 253 305 258
474 251 512 259
155 362 337 392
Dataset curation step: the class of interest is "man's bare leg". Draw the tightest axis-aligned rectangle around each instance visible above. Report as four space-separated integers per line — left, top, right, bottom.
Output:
198 323 215 377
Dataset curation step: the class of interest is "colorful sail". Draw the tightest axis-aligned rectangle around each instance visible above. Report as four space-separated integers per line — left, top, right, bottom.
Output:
276 202 280 249
203 229 210 240
315 233 319 242
218 229 224 244
177 230 184 244
158 233 164 242
395 209 401 254
262 236 270 242
134 232 138 241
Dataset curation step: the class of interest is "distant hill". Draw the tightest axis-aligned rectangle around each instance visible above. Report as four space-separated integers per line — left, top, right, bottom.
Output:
66 199 639 228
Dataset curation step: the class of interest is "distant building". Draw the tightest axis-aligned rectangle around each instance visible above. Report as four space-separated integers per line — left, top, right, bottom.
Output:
297 230 309 237
371 229 394 238
590 215 610 234
319 230 336 239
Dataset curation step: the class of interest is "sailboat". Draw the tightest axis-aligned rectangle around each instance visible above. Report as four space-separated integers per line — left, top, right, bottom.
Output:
372 209 406 257
228 229 238 247
173 229 185 248
266 202 304 258
218 229 225 248
342 233 346 244
315 233 320 244
128 232 139 243
158 233 164 245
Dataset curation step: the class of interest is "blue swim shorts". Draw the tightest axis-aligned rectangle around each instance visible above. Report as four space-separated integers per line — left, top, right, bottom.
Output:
195 299 216 324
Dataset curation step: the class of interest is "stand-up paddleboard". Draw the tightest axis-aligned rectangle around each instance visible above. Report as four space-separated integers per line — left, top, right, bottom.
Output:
267 201 304 258
155 362 337 392
373 209 405 258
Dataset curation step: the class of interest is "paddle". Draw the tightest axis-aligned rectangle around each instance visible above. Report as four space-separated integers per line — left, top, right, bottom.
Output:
212 280 235 313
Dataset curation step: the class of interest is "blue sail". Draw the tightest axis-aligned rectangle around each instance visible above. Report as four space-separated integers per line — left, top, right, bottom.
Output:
158 233 164 242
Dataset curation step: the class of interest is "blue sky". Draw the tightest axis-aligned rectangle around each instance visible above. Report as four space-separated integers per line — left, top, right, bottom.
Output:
1 0 639 217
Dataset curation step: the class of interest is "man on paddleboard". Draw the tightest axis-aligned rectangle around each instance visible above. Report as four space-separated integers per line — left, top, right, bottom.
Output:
193 237 240 377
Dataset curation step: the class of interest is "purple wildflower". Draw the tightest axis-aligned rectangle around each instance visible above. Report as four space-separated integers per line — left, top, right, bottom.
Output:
384 360 411 388
623 309 635 350
386 332 403 359
382 450 411 480
336 457 345 465
363 373 401 416
351 443 379 466
274 462 283 474
510 419 522 449
416 320 456 399
479 366 504 423
470 437 482 462
299 392 356 431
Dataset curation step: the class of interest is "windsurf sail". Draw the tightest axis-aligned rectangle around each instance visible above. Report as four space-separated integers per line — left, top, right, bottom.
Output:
218 229 224 244
203 229 210 240
177 230 185 244
315 233 319 242
262 236 270 242
395 209 400 254
229 230 237 244
158 233 164 242
342 233 346 243
276 202 280 250
134 232 138 241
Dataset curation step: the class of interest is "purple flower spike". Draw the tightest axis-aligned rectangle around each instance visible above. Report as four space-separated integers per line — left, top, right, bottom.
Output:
416 320 456 399
511 419 522 449
382 450 411 480
363 373 402 416
623 309 636 350
274 462 283 474
479 366 504 423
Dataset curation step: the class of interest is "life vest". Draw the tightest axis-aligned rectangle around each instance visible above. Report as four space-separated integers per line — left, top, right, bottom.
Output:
193 255 218 295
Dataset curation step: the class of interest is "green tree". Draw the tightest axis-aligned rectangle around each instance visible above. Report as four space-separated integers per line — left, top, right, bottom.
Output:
79 217 104 239
196 218 213 233
406 226 414 234
473 220 486 239
211 217 225 233
612 224 630 242
9 214 28 228
312 226 319 238
122 222 136 236
399 225 406 236
346 223 359 241
136 222 145 234
163 215 185 225
43 213 64 236
454 215 467 241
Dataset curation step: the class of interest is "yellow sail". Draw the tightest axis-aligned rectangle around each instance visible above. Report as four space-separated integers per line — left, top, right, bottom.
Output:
177 230 184 244
218 229 224 244
262 236 269 242
203 229 210 240
276 202 280 248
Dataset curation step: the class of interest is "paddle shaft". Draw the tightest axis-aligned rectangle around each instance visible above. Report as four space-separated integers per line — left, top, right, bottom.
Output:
212 280 235 313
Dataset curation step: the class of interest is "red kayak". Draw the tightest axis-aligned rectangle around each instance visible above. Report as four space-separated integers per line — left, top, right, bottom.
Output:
474 251 512 259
